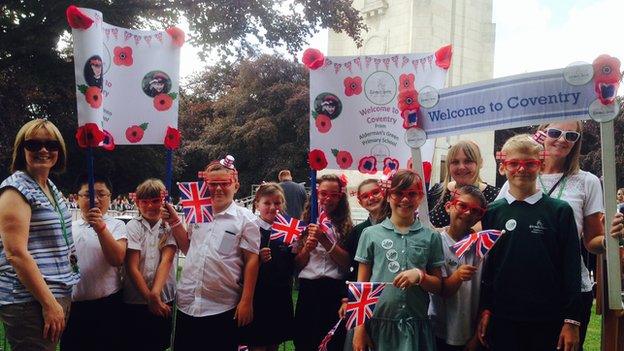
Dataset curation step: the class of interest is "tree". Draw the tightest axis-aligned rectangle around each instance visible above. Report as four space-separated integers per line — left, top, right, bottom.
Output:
0 1 364 194
178 55 310 197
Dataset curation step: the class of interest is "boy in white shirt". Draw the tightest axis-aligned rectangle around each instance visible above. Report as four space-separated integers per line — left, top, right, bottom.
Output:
164 157 260 351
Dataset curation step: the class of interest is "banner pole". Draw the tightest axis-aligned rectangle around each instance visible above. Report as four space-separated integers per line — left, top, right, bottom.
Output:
310 170 318 223
410 147 432 227
87 147 95 208
165 149 173 202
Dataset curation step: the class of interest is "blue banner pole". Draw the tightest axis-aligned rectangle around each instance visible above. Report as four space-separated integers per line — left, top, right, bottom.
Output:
87 147 95 208
165 149 173 203
310 170 318 223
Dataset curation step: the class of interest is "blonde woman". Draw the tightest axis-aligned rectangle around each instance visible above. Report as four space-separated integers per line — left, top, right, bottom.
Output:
427 141 500 228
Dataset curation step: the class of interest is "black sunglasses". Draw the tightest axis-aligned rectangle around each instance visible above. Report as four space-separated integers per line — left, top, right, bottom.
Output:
23 139 61 152
546 128 580 142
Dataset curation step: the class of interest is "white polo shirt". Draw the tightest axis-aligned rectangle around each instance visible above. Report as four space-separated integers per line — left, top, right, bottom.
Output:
123 217 178 304
297 222 348 280
71 215 127 302
176 202 260 317
428 230 483 346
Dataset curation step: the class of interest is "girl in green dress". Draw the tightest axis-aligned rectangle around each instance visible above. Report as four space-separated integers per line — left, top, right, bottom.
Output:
351 169 445 351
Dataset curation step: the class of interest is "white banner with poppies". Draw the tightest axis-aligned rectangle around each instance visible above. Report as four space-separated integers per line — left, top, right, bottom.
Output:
68 6 182 147
307 48 450 174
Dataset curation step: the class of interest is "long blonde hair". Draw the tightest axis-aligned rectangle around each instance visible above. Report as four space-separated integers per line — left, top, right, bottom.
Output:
434 140 484 209
11 119 67 173
537 121 583 176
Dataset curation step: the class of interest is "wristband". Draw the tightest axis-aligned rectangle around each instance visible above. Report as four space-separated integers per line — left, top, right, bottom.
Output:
564 319 581 327
170 219 182 229
327 242 337 254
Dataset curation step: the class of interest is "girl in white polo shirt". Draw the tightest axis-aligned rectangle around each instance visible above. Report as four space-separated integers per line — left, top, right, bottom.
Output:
122 179 177 351
166 157 261 351
61 174 127 351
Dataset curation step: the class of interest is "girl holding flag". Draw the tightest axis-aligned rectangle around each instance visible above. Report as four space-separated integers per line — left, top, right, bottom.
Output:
239 183 297 350
294 174 353 351
350 169 444 351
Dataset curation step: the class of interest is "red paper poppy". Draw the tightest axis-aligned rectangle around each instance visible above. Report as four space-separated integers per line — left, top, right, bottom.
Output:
332 149 353 169
343 76 363 96
75 123 105 148
302 48 325 70
85 86 102 109
99 130 115 151
113 46 133 66
397 89 419 113
399 73 415 91
422 161 432 183
164 126 181 150
166 27 185 47
66 5 94 30
435 45 453 69
308 149 328 171
383 157 399 172
126 124 146 143
315 114 332 133
592 54 621 105
154 93 173 111
358 156 377 174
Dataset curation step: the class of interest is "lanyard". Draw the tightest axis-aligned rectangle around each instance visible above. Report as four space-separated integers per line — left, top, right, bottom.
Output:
34 181 72 251
538 174 567 200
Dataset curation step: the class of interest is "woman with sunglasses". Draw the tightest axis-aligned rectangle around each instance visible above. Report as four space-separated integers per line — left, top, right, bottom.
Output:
497 121 605 350
0 119 80 350
428 141 500 228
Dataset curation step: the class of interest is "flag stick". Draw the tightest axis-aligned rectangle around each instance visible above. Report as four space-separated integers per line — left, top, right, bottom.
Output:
87 146 95 208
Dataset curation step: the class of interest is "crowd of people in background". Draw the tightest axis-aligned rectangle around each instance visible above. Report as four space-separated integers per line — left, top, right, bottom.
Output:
0 118 623 351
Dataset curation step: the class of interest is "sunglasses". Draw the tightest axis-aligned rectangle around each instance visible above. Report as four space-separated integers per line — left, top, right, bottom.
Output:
23 139 61 152
357 188 383 201
389 189 423 200
502 159 541 172
318 190 342 199
546 128 580 142
449 199 486 217
137 197 163 206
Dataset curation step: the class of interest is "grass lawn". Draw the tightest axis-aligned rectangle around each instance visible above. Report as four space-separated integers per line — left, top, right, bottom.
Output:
0 296 602 351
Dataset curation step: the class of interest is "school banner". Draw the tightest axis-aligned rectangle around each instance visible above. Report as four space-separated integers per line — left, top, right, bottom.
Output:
69 6 181 145
308 49 450 174
420 62 620 139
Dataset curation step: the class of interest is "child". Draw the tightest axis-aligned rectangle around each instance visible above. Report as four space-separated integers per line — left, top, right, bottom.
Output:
428 185 487 351
350 169 444 351
239 183 295 350
294 174 353 351
61 174 127 351
167 157 261 351
122 179 177 351
477 134 581 351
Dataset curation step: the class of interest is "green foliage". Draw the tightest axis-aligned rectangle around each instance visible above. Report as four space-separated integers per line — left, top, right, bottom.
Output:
0 1 363 195
178 55 310 196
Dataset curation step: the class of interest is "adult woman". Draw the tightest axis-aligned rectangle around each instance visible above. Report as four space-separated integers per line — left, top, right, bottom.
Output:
497 121 605 350
0 119 80 350
427 140 499 228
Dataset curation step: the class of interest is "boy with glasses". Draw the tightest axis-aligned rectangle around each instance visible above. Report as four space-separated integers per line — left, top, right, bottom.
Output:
428 185 487 351
477 135 581 351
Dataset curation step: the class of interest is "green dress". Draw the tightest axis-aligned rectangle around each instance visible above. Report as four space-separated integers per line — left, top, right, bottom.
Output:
344 218 444 351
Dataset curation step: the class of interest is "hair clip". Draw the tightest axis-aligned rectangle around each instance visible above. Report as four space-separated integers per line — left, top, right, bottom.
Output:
532 130 547 144
349 190 358 197
495 151 506 161
129 192 136 201
539 150 550 160
450 189 461 199
378 167 397 190
339 174 348 190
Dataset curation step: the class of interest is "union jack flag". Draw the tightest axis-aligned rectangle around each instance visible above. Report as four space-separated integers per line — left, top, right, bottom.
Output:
270 213 306 246
177 181 213 224
451 230 503 259
345 282 387 330
318 319 343 351
318 210 336 243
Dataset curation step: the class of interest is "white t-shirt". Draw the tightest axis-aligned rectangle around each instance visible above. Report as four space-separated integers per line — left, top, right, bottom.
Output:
123 217 178 304
428 231 483 346
176 202 260 317
71 215 127 301
497 170 604 292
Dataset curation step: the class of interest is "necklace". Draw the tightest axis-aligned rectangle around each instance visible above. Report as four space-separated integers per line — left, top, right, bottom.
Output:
538 174 567 200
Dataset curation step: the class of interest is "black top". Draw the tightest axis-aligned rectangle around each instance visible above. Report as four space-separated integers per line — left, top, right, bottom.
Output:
341 218 373 282
279 181 307 219
257 227 295 289
480 195 581 322
427 183 500 227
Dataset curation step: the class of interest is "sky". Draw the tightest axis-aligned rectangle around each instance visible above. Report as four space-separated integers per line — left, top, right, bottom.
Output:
179 0 624 83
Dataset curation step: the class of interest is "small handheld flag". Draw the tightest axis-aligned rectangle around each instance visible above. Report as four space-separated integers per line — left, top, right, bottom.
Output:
451 230 504 259
270 213 306 246
318 319 343 351
345 281 387 330
318 210 336 243
177 181 213 224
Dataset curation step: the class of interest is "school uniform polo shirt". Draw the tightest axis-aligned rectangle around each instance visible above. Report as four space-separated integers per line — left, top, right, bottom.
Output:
298 222 349 280
481 189 582 323
71 215 127 301
176 202 260 317
123 217 177 305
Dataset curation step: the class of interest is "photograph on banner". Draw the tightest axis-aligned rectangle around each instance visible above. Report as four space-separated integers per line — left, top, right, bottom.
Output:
420 62 619 139
70 7 181 145
309 52 448 174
